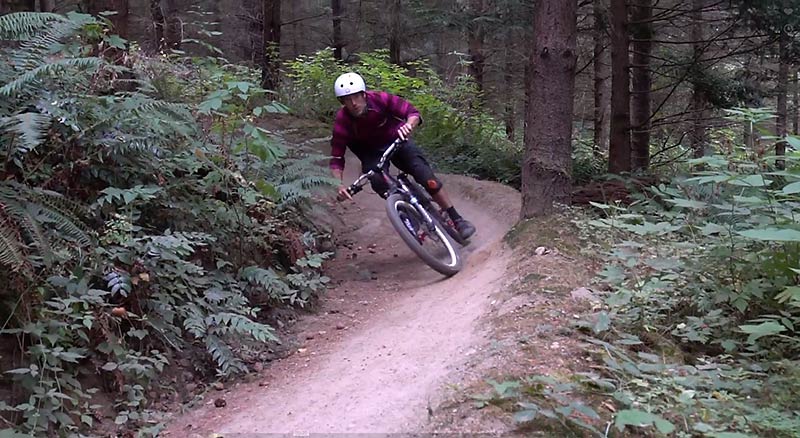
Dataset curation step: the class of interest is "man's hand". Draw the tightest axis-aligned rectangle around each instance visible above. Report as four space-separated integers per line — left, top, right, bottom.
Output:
398 122 415 141
337 185 352 201
398 115 420 141
331 168 350 201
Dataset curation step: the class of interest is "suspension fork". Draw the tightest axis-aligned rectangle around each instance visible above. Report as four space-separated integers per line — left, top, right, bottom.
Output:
397 178 436 227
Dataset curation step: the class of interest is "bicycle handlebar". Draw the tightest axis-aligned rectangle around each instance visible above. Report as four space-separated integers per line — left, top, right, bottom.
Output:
340 139 405 199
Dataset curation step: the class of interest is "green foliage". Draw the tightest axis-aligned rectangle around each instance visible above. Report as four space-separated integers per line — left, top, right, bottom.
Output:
471 376 603 435
565 111 800 436
0 11 66 39
0 13 333 436
0 182 90 273
572 137 607 185
283 48 522 186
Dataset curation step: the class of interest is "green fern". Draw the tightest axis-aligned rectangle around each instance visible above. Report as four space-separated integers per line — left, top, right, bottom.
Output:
0 57 102 97
0 206 27 271
0 12 67 40
0 112 51 157
119 93 195 123
28 187 91 247
0 182 91 271
205 334 246 375
12 15 87 60
240 266 294 300
206 312 277 343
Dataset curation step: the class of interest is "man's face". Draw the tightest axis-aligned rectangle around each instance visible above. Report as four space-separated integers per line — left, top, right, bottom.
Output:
340 92 367 117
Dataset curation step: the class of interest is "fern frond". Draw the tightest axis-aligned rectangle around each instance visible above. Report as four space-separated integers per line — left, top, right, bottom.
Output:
0 183 91 269
205 312 277 343
119 93 195 124
0 193 53 267
205 334 246 375
240 266 294 299
27 187 91 247
0 112 52 156
0 208 27 271
181 304 207 338
12 20 85 68
0 12 67 40
0 57 102 97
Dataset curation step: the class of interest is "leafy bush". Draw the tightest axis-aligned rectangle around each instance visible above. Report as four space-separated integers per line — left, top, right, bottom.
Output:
0 12 333 436
560 114 800 436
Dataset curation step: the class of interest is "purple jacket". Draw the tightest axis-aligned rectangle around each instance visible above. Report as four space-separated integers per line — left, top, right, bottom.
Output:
330 91 421 170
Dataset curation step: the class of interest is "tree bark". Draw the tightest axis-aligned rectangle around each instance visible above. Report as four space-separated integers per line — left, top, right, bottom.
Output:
793 69 799 135
40 0 55 12
504 27 515 141
389 0 402 64
608 0 631 174
467 0 486 92
776 30 788 168
163 0 181 50
89 0 130 39
150 0 166 51
630 0 652 171
261 0 281 90
1 0 35 13
521 0 578 218
593 0 611 156
690 0 709 158
332 0 343 60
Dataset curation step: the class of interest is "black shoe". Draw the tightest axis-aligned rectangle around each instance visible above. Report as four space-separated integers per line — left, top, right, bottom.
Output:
453 217 476 240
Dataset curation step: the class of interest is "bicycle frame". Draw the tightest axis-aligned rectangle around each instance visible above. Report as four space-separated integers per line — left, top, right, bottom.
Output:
346 139 438 228
343 139 464 276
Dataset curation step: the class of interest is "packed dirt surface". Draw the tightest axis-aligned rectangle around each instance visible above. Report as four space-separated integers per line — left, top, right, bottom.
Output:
163 150 522 436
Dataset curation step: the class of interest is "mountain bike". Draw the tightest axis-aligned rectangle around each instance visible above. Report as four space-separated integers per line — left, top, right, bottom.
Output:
341 139 468 276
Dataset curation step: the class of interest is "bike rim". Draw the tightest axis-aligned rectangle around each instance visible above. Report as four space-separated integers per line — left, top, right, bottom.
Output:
393 200 459 268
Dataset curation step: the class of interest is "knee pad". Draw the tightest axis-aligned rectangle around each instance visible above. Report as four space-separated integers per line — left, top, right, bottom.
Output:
423 178 443 195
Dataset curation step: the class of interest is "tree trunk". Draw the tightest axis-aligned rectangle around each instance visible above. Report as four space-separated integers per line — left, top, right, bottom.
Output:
150 0 166 51
776 30 789 168
467 0 486 92
1 0 35 13
164 0 181 50
608 0 631 173
389 0 402 64
793 69 799 135
504 25 516 141
261 0 281 90
40 0 55 11
593 0 611 156
89 0 130 39
690 0 709 158
630 0 652 171
332 0 343 60
521 0 578 218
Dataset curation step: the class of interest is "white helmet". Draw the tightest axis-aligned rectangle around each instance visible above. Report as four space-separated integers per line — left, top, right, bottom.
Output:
334 72 366 98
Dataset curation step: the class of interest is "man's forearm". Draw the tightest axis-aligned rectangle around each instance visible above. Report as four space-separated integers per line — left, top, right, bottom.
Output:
407 115 420 128
332 168 344 182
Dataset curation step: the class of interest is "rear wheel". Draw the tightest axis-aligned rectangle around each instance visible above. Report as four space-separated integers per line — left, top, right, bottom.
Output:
385 193 462 276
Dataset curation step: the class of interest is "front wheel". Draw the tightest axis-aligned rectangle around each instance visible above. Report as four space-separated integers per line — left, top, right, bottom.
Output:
405 179 470 246
386 193 462 276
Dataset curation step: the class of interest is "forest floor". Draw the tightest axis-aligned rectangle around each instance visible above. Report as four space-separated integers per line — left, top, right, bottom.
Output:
162 115 603 436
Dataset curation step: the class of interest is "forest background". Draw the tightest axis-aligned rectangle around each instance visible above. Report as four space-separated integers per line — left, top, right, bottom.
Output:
1 0 800 436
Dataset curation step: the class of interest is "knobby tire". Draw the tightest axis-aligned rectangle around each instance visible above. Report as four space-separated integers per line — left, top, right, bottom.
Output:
385 193 462 276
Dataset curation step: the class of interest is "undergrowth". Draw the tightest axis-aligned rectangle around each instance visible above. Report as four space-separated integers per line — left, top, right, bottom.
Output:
0 12 334 436
482 109 800 437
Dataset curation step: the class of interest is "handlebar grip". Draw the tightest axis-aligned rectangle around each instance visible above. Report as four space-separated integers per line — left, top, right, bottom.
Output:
348 185 363 195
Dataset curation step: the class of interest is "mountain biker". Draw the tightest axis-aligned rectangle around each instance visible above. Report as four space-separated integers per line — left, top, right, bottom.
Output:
330 72 476 240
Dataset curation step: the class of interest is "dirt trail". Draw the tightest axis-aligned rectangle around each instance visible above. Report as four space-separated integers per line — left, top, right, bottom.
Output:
164 153 521 436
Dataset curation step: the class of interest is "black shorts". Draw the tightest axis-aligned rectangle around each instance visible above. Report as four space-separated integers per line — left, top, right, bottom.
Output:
353 140 443 197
